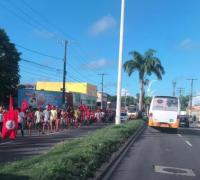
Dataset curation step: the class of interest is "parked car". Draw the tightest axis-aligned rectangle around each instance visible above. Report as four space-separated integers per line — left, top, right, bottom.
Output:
179 115 189 128
120 112 128 122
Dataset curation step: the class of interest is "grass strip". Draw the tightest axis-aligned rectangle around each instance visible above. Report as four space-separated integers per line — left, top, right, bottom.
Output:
0 120 144 180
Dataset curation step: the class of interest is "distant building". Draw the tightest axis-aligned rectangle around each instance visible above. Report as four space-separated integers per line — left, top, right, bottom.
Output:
36 81 97 97
97 92 108 109
187 95 200 122
18 82 97 109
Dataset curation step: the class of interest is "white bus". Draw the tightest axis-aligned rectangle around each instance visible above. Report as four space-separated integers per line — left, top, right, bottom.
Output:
148 96 180 129
127 105 138 119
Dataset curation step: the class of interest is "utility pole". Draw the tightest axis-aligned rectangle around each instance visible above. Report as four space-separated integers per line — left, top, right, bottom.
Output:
172 81 176 96
187 78 198 114
98 73 107 109
177 87 185 97
116 0 125 125
62 40 68 106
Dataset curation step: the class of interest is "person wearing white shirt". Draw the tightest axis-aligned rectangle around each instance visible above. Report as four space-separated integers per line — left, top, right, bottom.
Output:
35 108 43 135
18 108 25 136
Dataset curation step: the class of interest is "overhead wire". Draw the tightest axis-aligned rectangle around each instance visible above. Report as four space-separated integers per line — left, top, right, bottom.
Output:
20 0 103 75
16 44 63 60
16 44 98 84
2 0 109 87
20 58 83 82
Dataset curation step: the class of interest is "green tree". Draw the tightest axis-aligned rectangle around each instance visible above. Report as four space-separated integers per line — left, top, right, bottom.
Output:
121 96 137 107
0 29 20 105
124 49 165 111
179 95 189 111
143 96 152 114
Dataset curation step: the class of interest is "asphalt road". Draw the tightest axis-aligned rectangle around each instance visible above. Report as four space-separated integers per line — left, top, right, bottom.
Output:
0 123 110 164
110 127 200 180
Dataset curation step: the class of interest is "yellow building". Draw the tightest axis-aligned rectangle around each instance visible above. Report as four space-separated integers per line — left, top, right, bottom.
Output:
36 81 97 97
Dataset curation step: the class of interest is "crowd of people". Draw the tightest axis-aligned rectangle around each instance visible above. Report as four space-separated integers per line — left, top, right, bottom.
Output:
0 104 115 138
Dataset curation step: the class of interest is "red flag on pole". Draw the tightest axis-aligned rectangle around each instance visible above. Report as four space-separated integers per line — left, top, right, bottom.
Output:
9 95 13 111
2 96 18 140
21 99 28 112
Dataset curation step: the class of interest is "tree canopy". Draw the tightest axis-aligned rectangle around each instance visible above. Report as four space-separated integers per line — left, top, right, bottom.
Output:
124 49 165 111
0 28 21 105
179 95 189 111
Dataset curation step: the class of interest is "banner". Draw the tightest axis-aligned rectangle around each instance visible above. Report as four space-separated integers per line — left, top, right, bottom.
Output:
2 96 18 140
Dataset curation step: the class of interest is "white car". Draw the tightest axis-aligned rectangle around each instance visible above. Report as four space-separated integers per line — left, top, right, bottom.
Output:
120 112 128 122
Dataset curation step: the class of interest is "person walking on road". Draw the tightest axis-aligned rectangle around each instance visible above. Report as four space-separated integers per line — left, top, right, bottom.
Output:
50 106 57 133
0 105 4 137
43 106 50 134
61 108 67 129
26 106 34 136
74 108 80 128
18 108 25 136
35 108 43 135
56 107 61 132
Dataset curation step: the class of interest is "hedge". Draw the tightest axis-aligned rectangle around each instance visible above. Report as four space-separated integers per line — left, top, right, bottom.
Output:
0 120 144 180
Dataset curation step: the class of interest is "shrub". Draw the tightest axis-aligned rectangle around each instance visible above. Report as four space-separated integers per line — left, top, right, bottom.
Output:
0 120 143 180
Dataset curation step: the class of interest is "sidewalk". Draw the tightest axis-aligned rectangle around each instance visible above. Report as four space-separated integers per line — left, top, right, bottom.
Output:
189 121 200 128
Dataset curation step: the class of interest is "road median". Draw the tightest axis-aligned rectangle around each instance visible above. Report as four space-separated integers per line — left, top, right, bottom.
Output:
0 120 144 180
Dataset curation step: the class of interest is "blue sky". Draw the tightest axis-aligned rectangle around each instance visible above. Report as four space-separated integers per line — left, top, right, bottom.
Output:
1 0 200 97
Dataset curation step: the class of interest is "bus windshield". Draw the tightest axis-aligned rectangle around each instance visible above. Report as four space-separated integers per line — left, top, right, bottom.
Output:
152 97 178 111
127 107 137 112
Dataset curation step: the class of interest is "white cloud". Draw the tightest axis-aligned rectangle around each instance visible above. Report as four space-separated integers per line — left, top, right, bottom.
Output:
82 58 110 69
179 38 200 50
32 29 64 43
89 15 116 36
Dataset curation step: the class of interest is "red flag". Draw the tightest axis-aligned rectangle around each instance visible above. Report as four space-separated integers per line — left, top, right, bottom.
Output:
21 99 28 112
2 96 18 140
9 95 13 111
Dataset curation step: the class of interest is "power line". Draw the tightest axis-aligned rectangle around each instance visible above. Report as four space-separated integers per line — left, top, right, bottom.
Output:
69 46 99 74
21 58 62 71
20 59 83 82
0 1 39 30
3 0 103 79
20 0 106 68
16 44 63 60
8 0 48 31
177 87 185 97
16 44 97 83
20 0 68 40
23 57 96 83
1 1 103 86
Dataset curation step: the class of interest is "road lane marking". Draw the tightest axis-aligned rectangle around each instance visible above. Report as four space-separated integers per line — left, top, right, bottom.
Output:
0 141 12 145
178 134 182 137
154 165 195 177
185 140 192 147
46 131 61 136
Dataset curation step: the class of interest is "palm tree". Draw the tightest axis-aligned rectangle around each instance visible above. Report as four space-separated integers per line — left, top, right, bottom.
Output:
124 49 165 112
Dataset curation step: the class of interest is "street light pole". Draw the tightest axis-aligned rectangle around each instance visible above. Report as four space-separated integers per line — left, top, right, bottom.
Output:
172 81 176 97
115 0 125 125
98 73 107 110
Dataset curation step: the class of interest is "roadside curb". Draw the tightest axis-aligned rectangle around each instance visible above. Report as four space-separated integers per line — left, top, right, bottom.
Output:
93 121 146 180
